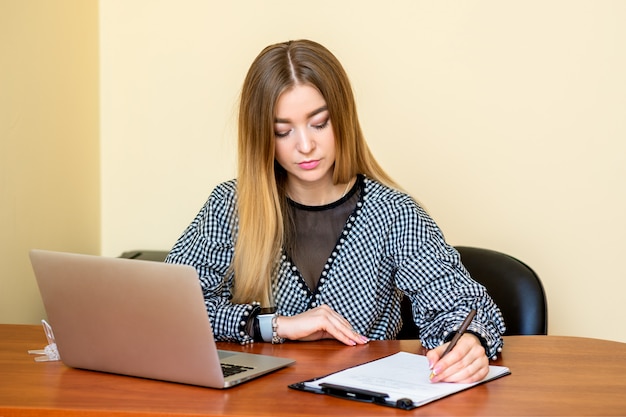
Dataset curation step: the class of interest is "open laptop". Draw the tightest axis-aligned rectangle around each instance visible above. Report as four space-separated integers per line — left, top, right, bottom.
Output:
29 249 294 388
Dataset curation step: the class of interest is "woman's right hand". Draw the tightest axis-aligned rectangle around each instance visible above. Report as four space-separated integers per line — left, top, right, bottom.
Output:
274 305 369 346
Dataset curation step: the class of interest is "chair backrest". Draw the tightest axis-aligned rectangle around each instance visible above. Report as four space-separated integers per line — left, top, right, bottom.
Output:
120 250 169 262
398 246 548 339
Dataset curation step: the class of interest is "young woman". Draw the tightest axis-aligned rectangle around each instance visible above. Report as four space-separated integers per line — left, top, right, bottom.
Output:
166 39 505 383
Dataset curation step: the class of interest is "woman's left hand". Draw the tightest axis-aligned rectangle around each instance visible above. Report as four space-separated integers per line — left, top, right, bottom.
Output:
425 333 489 383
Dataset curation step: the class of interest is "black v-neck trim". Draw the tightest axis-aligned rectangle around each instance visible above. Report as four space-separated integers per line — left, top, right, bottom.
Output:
282 176 366 306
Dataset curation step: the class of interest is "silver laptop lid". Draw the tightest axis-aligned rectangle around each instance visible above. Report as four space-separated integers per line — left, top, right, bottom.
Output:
29 249 293 388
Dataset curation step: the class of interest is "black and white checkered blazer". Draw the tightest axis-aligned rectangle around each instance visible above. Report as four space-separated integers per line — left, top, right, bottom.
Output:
166 176 505 358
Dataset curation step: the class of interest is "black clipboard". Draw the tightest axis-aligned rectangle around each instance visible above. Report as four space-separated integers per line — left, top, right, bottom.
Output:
289 379 417 410
288 351 511 411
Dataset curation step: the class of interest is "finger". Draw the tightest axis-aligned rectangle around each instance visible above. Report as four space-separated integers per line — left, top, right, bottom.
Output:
315 305 369 345
437 354 488 383
322 306 357 331
429 344 467 382
429 334 477 381
428 339 465 370
426 345 444 372
431 354 470 382
324 316 369 346
430 338 488 383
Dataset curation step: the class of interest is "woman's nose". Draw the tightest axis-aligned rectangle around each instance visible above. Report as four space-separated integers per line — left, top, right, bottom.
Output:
295 129 315 153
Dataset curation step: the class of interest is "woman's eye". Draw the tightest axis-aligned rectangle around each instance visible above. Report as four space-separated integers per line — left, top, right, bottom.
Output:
313 119 329 130
274 129 291 138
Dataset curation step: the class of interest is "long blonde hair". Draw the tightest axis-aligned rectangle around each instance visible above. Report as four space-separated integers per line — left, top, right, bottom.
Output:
232 39 396 305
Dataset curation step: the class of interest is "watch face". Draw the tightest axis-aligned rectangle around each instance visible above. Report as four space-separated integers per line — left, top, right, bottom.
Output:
259 307 277 315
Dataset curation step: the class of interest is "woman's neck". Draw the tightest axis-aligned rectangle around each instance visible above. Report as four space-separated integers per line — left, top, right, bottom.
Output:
286 177 354 206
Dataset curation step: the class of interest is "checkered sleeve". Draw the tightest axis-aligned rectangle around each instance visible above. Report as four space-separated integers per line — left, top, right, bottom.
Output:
389 196 505 358
165 180 258 344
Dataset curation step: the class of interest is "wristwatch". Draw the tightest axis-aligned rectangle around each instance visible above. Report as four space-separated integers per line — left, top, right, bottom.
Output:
256 307 277 343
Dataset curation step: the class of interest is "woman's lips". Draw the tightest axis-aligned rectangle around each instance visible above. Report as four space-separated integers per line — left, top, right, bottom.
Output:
298 160 321 170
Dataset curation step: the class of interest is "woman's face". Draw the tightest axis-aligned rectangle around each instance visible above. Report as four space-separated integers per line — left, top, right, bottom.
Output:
273 84 336 191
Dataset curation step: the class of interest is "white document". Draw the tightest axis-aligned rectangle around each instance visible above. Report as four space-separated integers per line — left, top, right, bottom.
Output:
304 351 510 407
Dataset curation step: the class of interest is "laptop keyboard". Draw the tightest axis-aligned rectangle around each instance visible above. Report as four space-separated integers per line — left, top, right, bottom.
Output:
221 363 254 377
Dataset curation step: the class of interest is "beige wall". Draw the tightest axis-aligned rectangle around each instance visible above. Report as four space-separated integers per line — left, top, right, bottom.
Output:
0 0 100 323
4 1 625 344
100 0 626 343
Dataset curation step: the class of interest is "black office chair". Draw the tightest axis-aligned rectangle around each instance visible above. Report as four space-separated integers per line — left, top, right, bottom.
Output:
120 250 169 262
397 246 548 339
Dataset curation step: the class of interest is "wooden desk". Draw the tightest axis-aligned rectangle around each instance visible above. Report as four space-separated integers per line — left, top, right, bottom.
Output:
1 324 625 416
